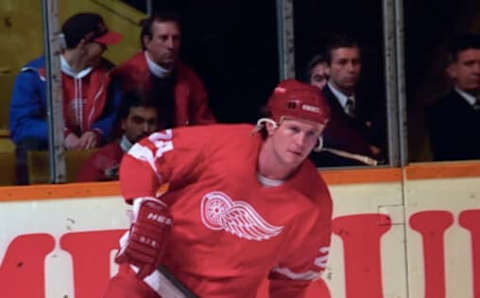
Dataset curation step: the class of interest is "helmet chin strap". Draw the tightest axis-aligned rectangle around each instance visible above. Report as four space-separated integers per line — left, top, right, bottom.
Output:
252 118 278 133
258 118 278 128
313 136 324 152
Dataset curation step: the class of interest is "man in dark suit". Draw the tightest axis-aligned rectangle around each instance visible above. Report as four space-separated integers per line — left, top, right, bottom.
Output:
427 34 480 161
311 35 384 167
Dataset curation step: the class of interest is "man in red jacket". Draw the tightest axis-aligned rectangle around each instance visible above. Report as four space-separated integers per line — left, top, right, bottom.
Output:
103 79 333 298
114 12 215 128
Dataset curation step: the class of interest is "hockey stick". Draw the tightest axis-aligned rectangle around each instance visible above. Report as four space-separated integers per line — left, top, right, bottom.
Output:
155 265 198 298
322 147 379 166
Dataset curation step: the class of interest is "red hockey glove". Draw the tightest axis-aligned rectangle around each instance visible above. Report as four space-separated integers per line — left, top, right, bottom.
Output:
115 198 172 279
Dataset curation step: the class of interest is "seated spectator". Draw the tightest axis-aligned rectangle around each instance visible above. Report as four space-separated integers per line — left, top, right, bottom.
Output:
9 13 122 184
9 12 123 150
113 12 216 127
305 53 329 90
426 33 480 161
310 34 385 167
77 91 159 182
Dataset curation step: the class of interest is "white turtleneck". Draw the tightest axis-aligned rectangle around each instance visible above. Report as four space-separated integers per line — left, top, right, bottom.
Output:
144 51 173 79
60 55 93 79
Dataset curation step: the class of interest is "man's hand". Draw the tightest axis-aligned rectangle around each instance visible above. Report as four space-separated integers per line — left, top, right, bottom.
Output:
78 131 99 149
115 198 172 279
369 145 382 156
64 133 81 150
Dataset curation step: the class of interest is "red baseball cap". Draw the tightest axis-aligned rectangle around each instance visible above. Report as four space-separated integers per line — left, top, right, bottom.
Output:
267 79 331 125
93 28 123 46
62 13 122 48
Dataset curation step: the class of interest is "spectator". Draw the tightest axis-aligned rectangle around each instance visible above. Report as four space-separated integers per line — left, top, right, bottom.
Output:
312 34 384 167
76 91 159 182
9 12 123 184
103 79 332 298
10 12 123 150
305 53 329 90
113 12 215 127
426 33 480 161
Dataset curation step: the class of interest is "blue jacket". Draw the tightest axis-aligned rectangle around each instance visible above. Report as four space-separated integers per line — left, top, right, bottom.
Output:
9 56 122 145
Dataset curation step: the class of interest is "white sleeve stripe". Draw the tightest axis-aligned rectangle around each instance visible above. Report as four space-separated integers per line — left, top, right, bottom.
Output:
272 246 330 280
128 143 163 182
132 197 166 222
271 266 323 281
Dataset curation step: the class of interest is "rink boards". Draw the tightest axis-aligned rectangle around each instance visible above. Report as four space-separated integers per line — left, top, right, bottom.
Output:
0 161 479 298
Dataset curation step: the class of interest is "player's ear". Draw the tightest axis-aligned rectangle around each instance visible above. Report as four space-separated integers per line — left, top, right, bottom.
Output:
265 121 277 136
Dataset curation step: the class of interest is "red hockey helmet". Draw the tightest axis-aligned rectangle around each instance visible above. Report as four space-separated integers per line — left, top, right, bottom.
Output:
267 79 330 125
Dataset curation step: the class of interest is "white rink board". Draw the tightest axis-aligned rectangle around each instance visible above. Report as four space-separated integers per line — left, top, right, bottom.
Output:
0 196 129 298
405 176 480 298
1 165 480 298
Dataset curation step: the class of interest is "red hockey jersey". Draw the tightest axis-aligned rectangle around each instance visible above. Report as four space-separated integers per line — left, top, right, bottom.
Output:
119 124 332 298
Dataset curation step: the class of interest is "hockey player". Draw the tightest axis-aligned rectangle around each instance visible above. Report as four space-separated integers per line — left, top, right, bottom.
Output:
104 79 333 298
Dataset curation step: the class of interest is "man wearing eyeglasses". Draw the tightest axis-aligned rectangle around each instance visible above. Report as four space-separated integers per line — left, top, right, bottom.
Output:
10 12 123 151
9 12 123 184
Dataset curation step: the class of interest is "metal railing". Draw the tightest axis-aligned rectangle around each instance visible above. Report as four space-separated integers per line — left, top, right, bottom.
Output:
41 0 408 183
42 0 66 183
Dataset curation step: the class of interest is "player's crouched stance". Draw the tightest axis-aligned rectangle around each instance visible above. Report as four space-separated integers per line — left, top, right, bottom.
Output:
104 79 334 298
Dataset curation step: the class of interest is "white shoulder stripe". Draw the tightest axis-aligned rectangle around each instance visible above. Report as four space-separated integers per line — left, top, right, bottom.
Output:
128 143 162 181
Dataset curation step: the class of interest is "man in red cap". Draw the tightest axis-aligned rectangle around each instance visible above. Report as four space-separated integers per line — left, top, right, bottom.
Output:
103 79 333 298
10 12 123 150
10 12 123 184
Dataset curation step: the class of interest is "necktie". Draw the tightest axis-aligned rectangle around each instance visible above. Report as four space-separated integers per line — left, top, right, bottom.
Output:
474 98 480 111
345 97 355 117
